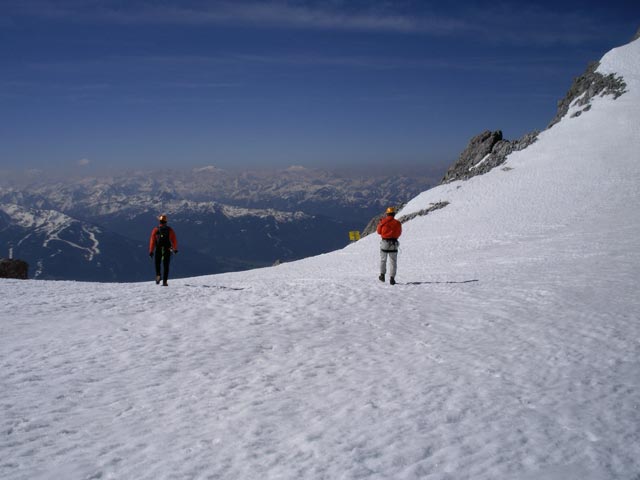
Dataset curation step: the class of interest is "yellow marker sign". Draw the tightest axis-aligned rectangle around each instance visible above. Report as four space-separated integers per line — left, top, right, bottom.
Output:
349 230 361 241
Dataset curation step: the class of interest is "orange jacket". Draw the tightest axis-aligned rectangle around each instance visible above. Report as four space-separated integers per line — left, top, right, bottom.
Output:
377 215 402 239
149 225 178 253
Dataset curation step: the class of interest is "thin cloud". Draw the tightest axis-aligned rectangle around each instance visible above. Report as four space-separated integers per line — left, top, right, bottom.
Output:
77 158 91 167
23 50 581 82
70 83 111 91
0 1 490 36
161 82 241 89
4 1 625 46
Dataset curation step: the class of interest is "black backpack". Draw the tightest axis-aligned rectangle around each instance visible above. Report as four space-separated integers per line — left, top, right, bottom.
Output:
156 225 172 249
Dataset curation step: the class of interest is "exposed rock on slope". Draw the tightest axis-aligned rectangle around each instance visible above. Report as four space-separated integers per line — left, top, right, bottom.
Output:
547 61 627 128
440 130 539 184
396 202 450 224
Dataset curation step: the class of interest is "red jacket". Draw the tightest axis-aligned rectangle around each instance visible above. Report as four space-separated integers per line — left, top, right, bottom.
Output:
377 216 402 239
149 225 178 253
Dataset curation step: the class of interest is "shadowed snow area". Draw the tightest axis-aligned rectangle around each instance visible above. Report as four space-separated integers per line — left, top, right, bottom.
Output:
2 39 640 480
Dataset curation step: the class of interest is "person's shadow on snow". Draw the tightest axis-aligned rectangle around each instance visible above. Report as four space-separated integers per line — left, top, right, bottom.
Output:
400 279 479 285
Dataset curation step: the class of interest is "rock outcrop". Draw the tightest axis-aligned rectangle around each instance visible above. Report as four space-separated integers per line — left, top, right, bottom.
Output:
441 130 539 184
397 202 450 224
547 61 627 129
0 258 29 279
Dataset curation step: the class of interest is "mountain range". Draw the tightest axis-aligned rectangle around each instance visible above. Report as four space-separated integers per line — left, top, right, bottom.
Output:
0 166 443 281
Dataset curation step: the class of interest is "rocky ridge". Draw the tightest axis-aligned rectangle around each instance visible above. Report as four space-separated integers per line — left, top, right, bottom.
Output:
366 29 636 230
547 61 627 128
439 30 634 187
440 130 539 184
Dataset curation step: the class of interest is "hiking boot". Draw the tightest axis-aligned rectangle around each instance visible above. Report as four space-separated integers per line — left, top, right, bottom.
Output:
378 273 385 282
390 276 396 285
162 281 168 286
155 275 161 285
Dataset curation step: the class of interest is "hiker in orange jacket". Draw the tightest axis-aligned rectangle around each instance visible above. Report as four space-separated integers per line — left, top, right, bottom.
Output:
149 214 178 286
377 207 402 285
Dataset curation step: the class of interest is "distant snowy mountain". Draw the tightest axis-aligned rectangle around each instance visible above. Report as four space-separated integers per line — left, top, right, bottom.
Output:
0 203 218 281
0 168 441 280
1 166 440 219
0 203 139 281
2 32 640 480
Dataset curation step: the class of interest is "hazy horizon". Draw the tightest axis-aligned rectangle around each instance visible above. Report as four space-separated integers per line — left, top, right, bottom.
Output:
0 161 450 188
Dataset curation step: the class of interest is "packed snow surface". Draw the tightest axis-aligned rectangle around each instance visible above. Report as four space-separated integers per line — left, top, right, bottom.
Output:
2 39 640 480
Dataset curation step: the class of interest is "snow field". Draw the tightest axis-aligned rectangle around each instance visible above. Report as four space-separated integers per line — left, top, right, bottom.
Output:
2 209 639 479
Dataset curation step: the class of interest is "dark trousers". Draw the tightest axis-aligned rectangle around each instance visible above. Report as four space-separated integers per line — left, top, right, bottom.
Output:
154 247 171 282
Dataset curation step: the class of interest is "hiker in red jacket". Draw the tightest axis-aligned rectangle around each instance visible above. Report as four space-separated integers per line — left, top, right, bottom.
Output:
149 214 178 286
377 207 402 285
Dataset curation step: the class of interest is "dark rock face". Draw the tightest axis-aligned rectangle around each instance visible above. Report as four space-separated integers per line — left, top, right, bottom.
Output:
0 258 29 279
547 61 627 129
441 130 539 184
633 27 640 42
441 131 502 183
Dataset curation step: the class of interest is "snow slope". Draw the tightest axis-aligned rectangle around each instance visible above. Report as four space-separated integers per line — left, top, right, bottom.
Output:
2 39 640 479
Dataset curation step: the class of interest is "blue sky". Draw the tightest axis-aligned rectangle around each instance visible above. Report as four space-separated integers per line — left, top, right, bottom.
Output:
1 1 638 173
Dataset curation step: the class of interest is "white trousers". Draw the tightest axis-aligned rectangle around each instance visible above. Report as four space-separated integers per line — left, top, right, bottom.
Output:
380 239 399 277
